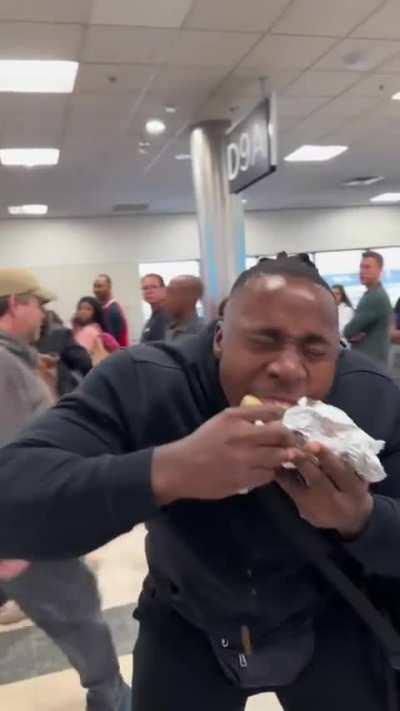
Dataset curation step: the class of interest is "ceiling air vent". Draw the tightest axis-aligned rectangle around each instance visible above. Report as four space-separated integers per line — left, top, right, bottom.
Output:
112 202 149 213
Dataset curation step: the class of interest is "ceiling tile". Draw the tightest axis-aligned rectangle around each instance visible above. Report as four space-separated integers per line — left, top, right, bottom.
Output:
273 0 382 36
0 22 83 60
353 1 400 40
278 96 328 117
184 0 290 32
222 68 301 96
347 72 400 98
379 52 400 72
323 94 380 117
313 38 400 72
91 0 193 29
75 64 156 94
82 27 179 64
151 65 229 94
241 35 337 70
0 95 68 146
285 70 362 97
167 30 261 67
0 0 92 22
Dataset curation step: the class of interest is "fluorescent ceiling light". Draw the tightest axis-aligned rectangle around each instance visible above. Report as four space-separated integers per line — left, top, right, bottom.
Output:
343 176 384 187
391 92 400 100
0 60 78 93
165 105 177 114
145 119 166 136
175 153 191 161
8 204 48 216
370 193 400 203
0 148 60 167
284 145 348 162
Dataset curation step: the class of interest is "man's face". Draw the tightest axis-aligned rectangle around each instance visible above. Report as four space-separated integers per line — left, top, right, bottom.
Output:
14 295 44 344
93 277 110 302
164 283 184 319
214 276 340 407
141 277 165 307
360 257 382 288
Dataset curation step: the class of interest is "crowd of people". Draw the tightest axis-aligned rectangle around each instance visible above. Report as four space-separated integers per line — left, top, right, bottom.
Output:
0 250 400 710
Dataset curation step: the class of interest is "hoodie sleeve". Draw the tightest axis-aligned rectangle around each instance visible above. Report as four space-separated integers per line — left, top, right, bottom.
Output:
345 408 400 577
0 350 160 560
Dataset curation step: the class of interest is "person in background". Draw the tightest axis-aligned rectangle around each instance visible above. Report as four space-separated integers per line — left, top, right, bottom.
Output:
344 251 392 365
390 298 400 341
331 284 354 334
73 296 119 366
37 308 92 396
0 269 130 711
140 273 168 342
93 274 129 347
164 275 205 340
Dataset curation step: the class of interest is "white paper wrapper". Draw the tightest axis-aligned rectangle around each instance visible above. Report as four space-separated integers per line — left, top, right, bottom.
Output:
282 397 386 483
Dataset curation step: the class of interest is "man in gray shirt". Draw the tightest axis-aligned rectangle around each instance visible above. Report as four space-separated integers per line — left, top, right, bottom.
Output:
164 275 205 341
0 269 130 711
344 251 392 365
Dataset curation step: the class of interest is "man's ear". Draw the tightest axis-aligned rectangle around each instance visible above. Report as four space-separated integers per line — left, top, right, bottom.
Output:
213 321 224 360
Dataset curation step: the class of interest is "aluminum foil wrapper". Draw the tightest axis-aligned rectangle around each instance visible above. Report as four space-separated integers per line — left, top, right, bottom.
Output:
283 397 386 483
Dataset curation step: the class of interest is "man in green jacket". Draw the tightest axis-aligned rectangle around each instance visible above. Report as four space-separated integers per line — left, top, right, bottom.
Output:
344 251 392 365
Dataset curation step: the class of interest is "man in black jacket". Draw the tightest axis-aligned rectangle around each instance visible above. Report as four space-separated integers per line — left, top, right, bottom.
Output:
0 257 399 710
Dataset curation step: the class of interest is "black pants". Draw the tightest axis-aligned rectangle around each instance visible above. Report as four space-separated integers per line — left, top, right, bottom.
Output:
132 601 395 711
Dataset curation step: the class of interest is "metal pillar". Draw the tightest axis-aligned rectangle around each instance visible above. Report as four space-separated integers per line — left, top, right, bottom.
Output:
190 120 246 319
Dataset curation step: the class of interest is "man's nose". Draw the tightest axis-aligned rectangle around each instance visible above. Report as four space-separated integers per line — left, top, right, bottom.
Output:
267 345 307 383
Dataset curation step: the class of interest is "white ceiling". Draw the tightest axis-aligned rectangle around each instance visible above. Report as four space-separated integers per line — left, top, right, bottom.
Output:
0 0 400 217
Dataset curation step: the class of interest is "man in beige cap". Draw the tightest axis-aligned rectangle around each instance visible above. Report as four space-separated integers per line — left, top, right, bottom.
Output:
0 269 130 711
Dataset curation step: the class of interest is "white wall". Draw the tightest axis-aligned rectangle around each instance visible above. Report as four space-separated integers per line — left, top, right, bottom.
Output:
0 215 199 339
245 206 400 255
0 206 399 337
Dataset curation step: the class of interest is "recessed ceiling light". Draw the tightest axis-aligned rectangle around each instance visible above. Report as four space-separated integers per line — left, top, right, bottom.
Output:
8 204 48 216
391 92 400 100
145 119 166 136
138 147 149 155
284 145 348 162
370 193 400 203
0 148 59 167
343 176 385 187
242 198 248 204
139 141 151 148
175 153 191 161
0 60 78 93
165 105 177 114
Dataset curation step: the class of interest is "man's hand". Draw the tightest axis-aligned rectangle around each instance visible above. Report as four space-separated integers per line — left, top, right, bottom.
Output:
276 442 374 539
151 405 302 506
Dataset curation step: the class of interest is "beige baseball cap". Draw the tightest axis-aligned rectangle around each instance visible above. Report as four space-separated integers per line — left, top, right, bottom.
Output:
0 269 56 304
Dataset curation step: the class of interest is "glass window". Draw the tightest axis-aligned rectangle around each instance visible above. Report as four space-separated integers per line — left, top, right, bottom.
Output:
315 247 400 308
315 250 364 307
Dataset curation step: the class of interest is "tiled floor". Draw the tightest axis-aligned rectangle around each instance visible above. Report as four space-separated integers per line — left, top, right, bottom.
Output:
0 526 282 710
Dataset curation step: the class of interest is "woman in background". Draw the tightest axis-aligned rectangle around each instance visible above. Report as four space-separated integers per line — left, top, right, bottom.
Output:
332 284 354 334
73 296 119 366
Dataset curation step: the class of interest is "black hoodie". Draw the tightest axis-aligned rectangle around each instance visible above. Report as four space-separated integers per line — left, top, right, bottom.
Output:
1 326 400 679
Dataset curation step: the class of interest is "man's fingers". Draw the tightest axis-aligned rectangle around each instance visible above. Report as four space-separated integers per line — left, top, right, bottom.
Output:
245 421 300 449
231 403 289 424
247 446 301 472
303 442 367 493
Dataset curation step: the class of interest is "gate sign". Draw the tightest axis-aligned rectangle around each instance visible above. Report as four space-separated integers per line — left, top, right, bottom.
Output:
226 97 277 194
